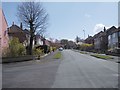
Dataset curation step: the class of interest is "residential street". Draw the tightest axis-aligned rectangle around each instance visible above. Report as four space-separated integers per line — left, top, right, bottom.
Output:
3 50 118 88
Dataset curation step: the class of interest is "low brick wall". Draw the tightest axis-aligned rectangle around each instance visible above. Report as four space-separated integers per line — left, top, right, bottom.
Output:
2 55 35 63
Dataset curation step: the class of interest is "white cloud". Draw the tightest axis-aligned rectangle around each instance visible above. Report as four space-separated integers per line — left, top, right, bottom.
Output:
93 24 118 34
68 39 75 42
93 24 105 34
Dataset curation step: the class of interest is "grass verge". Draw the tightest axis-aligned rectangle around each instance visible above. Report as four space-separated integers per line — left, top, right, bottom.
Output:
91 54 114 60
53 52 62 59
80 52 87 54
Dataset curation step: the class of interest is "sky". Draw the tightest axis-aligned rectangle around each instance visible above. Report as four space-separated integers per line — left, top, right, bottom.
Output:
2 2 118 41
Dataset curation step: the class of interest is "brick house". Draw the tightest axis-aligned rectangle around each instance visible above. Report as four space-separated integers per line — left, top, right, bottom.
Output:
93 27 108 53
34 35 44 46
23 29 44 47
0 9 9 56
84 35 94 44
93 26 119 54
23 29 30 47
107 26 120 54
93 31 103 52
8 22 27 46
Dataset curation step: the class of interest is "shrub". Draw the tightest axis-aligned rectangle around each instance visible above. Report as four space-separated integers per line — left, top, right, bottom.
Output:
33 48 44 59
52 47 57 51
4 37 26 57
33 48 43 55
79 43 93 51
50 46 57 52
17 43 26 55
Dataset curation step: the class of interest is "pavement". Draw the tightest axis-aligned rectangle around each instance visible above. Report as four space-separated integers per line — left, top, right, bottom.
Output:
2 50 118 88
73 50 120 63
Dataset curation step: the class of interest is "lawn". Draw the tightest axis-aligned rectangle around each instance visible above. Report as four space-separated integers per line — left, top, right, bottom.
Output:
80 52 88 54
53 52 62 59
91 54 114 60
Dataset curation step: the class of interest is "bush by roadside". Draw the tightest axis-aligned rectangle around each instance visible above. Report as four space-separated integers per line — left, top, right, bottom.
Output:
33 48 44 60
79 43 94 52
2 37 26 57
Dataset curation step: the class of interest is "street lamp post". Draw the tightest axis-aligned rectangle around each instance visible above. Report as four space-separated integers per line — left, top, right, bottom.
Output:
83 29 85 40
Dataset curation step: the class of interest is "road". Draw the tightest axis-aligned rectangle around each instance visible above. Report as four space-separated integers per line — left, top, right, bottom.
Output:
2 50 118 88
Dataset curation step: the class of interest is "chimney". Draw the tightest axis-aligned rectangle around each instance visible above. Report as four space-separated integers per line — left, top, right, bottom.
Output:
12 22 14 25
104 27 106 32
20 22 23 29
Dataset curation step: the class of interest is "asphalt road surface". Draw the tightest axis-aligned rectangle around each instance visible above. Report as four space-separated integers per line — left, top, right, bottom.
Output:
2 50 118 88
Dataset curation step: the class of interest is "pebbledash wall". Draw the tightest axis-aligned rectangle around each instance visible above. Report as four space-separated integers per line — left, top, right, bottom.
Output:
0 8 9 56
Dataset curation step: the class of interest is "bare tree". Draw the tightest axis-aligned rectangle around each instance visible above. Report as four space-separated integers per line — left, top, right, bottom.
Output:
17 2 48 55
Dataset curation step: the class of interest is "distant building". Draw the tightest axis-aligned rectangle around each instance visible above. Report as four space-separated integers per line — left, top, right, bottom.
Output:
84 35 94 44
60 39 68 49
0 9 9 55
68 41 77 49
34 35 44 46
44 39 50 46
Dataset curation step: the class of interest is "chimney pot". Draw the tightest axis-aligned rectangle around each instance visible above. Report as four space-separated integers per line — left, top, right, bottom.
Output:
20 22 23 29
12 22 14 25
104 27 106 32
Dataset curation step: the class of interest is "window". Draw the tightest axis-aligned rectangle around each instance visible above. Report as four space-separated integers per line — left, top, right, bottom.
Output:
101 37 102 41
112 33 115 38
108 35 112 45
108 35 111 40
112 33 118 43
115 32 118 38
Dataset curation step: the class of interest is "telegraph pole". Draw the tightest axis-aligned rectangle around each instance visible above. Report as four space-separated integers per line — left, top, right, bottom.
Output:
83 29 85 40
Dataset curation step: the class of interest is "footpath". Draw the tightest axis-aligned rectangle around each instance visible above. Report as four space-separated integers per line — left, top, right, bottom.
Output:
2 50 58 64
73 49 119 63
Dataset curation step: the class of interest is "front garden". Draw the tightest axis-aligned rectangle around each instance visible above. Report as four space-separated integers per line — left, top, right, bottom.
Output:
2 37 53 63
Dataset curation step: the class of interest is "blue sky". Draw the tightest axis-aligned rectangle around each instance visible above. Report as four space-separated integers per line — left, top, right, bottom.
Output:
2 2 118 41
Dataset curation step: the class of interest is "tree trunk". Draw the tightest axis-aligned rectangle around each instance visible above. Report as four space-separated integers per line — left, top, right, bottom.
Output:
29 22 34 55
29 35 33 55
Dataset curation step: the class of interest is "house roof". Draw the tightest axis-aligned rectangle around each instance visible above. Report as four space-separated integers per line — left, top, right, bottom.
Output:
93 31 103 38
8 24 24 33
44 40 50 46
23 29 30 35
118 27 120 31
85 36 93 40
106 26 117 35
8 24 27 43
85 36 94 43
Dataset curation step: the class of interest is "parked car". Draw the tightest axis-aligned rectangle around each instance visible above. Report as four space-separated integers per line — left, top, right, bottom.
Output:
59 47 63 51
